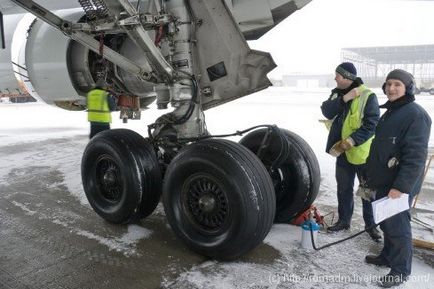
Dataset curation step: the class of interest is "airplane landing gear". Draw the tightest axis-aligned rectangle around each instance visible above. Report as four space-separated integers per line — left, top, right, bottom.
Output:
81 125 320 259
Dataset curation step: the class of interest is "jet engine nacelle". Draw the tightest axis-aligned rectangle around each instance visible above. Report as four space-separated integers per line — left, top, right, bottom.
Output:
2 10 157 109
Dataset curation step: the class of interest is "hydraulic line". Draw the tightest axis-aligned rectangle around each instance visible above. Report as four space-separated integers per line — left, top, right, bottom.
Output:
148 122 288 168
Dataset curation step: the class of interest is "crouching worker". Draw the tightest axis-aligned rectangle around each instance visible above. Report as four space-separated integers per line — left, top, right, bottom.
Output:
365 69 431 287
87 79 117 139
321 62 381 241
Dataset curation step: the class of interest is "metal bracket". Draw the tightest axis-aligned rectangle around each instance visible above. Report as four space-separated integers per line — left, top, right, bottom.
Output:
71 22 120 33
107 0 174 81
118 15 141 26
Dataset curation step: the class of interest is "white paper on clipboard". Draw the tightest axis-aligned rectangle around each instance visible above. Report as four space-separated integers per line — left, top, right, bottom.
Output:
372 194 409 224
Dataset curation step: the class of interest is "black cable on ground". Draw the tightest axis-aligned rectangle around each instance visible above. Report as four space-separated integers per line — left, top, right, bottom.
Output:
310 223 377 251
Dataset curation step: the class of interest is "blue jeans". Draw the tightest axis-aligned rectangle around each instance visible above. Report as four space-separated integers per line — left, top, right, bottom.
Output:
335 156 375 227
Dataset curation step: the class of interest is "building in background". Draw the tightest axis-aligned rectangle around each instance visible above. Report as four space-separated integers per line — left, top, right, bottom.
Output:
342 45 434 94
281 74 335 88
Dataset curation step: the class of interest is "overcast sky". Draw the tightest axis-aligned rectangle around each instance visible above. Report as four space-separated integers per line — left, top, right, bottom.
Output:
249 0 434 77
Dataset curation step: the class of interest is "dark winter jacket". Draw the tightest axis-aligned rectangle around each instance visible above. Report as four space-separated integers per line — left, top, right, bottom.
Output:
366 95 431 197
321 78 380 155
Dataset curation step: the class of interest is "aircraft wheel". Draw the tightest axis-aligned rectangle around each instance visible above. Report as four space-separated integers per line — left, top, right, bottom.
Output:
163 139 275 260
82 129 162 224
240 128 320 223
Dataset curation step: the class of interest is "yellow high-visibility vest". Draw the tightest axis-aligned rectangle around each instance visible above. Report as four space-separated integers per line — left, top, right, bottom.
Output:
87 89 111 123
342 85 374 165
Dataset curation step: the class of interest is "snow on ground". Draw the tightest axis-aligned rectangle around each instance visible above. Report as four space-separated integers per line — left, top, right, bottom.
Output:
0 87 433 288
73 224 152 256
162 225 433 289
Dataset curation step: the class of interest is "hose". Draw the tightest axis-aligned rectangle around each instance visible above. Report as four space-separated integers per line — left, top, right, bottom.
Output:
309 223 377 251
171 75 198 125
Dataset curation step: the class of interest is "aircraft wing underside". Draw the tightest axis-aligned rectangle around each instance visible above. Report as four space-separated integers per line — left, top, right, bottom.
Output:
0 0 311 114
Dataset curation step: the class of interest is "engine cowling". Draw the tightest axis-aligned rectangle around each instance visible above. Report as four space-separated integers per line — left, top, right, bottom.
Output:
1 10 157 110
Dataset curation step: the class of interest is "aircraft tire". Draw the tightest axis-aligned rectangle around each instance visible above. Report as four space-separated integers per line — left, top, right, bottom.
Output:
82 129 162 224
240 128 320 223
163 139 275 260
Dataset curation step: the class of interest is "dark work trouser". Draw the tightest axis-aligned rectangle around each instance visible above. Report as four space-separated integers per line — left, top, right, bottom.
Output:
90 122 110 139
376 185 418 277
335 156 375 227
379 209 412 276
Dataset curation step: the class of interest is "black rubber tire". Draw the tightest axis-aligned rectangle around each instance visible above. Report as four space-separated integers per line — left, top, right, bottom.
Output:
163 139 275 260
239 128 320 223
82 129 162 224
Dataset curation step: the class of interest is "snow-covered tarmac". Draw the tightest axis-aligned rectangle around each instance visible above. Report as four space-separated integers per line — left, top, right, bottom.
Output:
0 87 433 288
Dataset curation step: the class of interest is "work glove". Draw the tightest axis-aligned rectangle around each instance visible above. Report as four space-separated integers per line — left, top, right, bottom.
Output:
342 87 360 103
356 185 376 201
328 137 355 157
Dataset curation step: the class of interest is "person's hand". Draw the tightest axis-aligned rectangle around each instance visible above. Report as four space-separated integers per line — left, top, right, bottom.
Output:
388 188 403 199
329 140 345 157
328 138 355 157
339 137 354 150
343 88 360 103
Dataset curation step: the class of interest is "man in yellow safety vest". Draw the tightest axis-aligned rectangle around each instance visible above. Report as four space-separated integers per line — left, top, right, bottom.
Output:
321 62 381 241
87 79 116 139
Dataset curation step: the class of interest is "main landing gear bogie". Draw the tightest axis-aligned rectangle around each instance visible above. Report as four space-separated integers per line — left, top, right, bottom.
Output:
81 126 320 259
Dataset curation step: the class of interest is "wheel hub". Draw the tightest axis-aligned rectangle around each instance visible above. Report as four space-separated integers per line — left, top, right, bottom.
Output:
182 175 229 232
103 169 116 186
96 156 122 202
198 194 216 213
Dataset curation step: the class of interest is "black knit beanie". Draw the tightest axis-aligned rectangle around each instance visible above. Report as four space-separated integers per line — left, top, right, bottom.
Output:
336 62 357 80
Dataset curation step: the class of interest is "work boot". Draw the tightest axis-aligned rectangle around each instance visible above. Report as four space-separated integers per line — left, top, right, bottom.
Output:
377 271 408 288
365 255 389 267
327 221 350 232
367 227 382 242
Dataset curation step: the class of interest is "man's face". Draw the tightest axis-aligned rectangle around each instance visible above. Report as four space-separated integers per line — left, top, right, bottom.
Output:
385 79 406 102
334 73 353 90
